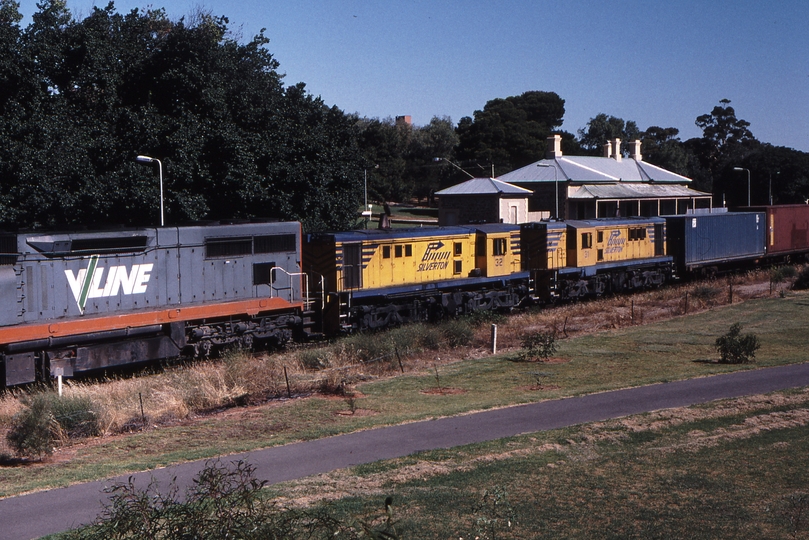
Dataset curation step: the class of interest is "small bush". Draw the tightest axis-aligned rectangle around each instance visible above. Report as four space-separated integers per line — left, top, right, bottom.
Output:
297 348 331 370
691 285 721 302
516 331 557 362
715 323 761 364
6 392 100 458
65 460 398 540
442 319 474 348
770 265 798 284
793 266 809 290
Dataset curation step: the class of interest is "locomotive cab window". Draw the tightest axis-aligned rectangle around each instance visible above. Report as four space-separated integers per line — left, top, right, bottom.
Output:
581 232 593 249
597 231 604 243
405 244 412 257
492 238 507 256
454 260 463 274
395 245 403 258
454 242 462 256
382 245 391 259
253 262 276 285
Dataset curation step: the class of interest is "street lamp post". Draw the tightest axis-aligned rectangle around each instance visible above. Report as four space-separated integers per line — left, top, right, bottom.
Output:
362 167 375 228
733 167 751 207
537 163 559 219
136 155 164 226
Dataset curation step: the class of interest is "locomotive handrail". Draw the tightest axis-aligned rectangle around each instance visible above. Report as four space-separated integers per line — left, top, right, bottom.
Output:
269 267 323 311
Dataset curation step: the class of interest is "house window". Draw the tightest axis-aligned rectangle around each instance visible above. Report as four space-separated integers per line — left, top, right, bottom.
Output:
382 246 391 259
493 238 507 256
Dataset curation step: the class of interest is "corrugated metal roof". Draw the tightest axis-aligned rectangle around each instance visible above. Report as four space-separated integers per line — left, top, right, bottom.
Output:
435 177 532 196
567 183 711 200
497 156 692 184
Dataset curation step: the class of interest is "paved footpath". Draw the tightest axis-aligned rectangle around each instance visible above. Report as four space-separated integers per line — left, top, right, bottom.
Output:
3 362 809 540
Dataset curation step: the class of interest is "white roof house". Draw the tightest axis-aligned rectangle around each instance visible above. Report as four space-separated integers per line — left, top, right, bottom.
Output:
496 135 712 220
434 177 533 226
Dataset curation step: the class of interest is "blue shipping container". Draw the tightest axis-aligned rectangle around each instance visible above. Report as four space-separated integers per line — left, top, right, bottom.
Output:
664 211 766 273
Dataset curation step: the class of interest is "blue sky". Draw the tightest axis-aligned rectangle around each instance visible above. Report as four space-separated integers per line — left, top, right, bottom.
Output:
17 0 809 151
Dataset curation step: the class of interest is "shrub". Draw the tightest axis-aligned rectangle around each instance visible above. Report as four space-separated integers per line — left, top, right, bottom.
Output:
65 459 397 539
442 319 474 348
691 285 721 302
6 392 100 458
715 323 761 364
793 266 809 290
297 348 331 370
771 265 798 283
516 331 557 362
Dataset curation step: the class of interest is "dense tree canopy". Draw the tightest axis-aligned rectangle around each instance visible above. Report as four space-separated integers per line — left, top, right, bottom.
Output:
578 113 641 155
455 91 574 174
0 1 363 231
2 2 809 231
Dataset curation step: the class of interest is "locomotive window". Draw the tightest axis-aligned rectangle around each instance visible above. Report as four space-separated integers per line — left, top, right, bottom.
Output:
454 242 462 255
253 262 276 285
405 244 412 257
255 234 296 253
581 233 593 249
382 246 391 259
454 260 463 274
492 238 507 256
206 237 252 258
0 235 17 265
70 236 149 254
395 245 403 258
597 231 604 243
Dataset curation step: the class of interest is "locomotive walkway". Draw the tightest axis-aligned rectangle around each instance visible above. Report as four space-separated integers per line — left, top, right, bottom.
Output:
3 362 809 539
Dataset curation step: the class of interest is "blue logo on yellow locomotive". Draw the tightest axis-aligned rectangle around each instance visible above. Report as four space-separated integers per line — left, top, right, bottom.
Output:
418 241 450 272
604 230 625 255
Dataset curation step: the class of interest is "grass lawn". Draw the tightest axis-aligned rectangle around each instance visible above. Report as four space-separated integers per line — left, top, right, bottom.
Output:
4 292 808 501
275 387 809 538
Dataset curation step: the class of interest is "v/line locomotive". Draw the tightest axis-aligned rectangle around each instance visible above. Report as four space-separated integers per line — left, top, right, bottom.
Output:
2 205 808 388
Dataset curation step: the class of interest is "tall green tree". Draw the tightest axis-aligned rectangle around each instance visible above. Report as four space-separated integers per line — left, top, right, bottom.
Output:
639 126 688 176
578 113 640 155
456 90 567 174
689 99 760 202
0 3 363 231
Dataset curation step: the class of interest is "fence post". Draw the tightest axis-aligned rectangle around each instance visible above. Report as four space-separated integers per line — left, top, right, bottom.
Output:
491 324 498 355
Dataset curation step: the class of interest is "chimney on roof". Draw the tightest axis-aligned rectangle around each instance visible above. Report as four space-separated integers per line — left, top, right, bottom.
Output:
603 141 612 158
546 134 563 159
612 138 622 162
395 115 412 126
630 139 642 161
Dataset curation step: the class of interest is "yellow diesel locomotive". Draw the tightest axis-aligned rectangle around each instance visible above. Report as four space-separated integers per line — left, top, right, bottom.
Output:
304 224 527 333
522 217 672 301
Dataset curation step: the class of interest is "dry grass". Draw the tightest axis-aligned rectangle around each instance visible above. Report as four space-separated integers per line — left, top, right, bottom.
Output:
477 270 776 352
0 269 790 458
